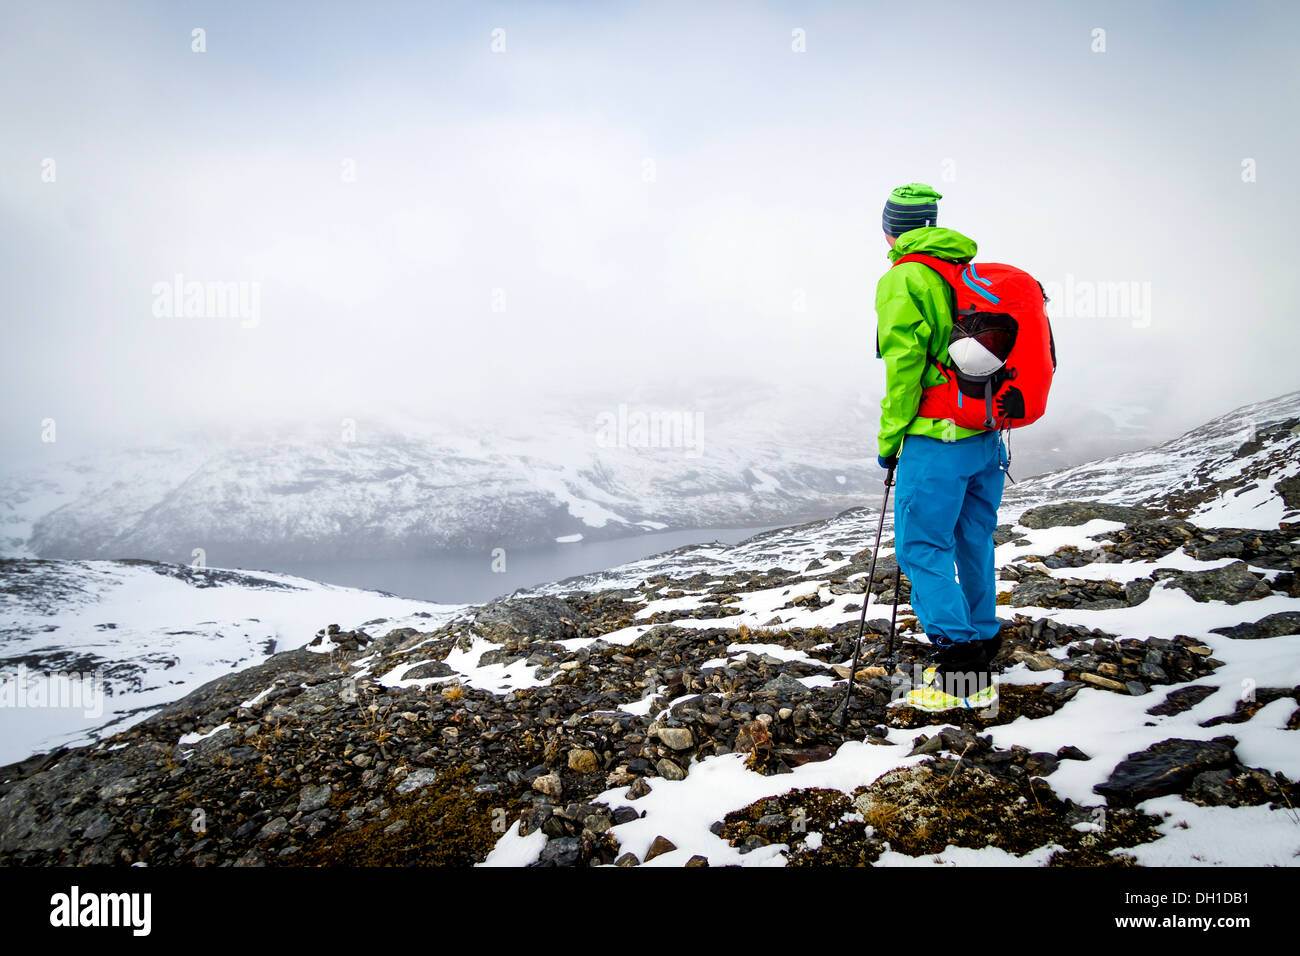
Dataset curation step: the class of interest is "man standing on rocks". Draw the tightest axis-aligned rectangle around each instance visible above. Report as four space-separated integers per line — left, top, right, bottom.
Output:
875 183 1006 711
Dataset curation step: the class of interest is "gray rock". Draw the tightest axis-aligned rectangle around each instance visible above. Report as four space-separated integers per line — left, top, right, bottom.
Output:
1013 649 1062 671
534 836 582 867
631 625 682 653
532 773 563 799
1278 473 1300 511
1024 752 1060 776
476 648 523 667
1018 502 1158 530
1079 598 1129 610
655 727 695 751
909 735 945 756
257 816 288 841
1125 578 1155 606
403 660 455 680
1056 745 1090 761
472 596 588 647
1210 611 1300 640
297 783 332 812
656 758 687 781
1139 661 1168 682
1186 766 1285 807
97 778 141 802
1146 684 1218 716
1190 537 1246 561
761 674 810 697
994 525 1030 546
612 806 640 826
1042 681 1084 703
78 811 115 842
1094 736 1238 806
1009 575 1072 608
1166 561 1272 605
1184 768 1236 806
395 769 440 795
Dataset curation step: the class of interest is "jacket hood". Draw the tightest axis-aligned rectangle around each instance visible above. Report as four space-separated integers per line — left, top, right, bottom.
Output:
887 226 977 264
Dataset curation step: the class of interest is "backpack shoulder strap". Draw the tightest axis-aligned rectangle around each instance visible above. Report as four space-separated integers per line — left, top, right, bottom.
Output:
891 252 963 288
889 253 964 368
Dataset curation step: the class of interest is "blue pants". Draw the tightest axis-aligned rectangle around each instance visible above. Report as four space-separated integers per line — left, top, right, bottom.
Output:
892 430 1007 645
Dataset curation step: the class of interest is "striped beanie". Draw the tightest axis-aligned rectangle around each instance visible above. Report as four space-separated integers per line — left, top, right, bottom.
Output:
882 182 942 236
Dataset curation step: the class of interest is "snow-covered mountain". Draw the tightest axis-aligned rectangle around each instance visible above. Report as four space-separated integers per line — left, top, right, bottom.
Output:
0 384 1161 567
0 398 873 565
523 389 1300 596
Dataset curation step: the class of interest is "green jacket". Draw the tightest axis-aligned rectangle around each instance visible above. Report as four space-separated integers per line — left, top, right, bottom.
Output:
875 226 984 459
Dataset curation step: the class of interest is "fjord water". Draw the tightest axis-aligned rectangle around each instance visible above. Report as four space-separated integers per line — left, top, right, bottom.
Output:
269 525 780 604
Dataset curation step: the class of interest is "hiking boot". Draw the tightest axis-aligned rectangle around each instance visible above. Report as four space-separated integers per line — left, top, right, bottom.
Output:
908 637 997 712
905 679 999 713
980 633 1004 668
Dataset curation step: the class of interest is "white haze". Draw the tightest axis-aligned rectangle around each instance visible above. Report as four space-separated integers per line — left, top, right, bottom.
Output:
2 0 1298 472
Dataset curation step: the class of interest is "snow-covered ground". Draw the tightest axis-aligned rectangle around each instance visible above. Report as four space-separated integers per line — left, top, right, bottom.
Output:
485 513 1300 866
3 388 1296 864
0 560 463 765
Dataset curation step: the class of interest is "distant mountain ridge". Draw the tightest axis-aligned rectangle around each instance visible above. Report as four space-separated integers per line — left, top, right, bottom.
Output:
0 386 1162 566
524 389 1300 595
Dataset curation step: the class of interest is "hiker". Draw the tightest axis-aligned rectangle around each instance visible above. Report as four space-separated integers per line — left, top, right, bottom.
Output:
875 183 1007 712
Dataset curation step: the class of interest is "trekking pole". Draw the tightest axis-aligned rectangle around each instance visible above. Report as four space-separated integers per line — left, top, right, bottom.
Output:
886 562 901 665
836 465 894 729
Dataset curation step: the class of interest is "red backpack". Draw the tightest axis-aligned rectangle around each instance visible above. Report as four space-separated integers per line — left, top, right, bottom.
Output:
892 253 1056 431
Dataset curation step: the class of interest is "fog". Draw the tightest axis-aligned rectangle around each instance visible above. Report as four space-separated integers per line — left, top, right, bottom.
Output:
3 0 1298 471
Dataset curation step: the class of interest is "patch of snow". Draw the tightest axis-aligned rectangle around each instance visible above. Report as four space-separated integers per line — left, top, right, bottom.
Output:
477 819 547 867
178 722 231 746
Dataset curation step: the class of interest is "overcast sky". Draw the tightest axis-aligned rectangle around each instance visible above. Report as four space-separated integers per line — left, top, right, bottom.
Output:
2 0 1297 467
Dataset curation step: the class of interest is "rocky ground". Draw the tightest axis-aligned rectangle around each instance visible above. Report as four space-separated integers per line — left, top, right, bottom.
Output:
1 397 1297 867
0 498 1296 867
